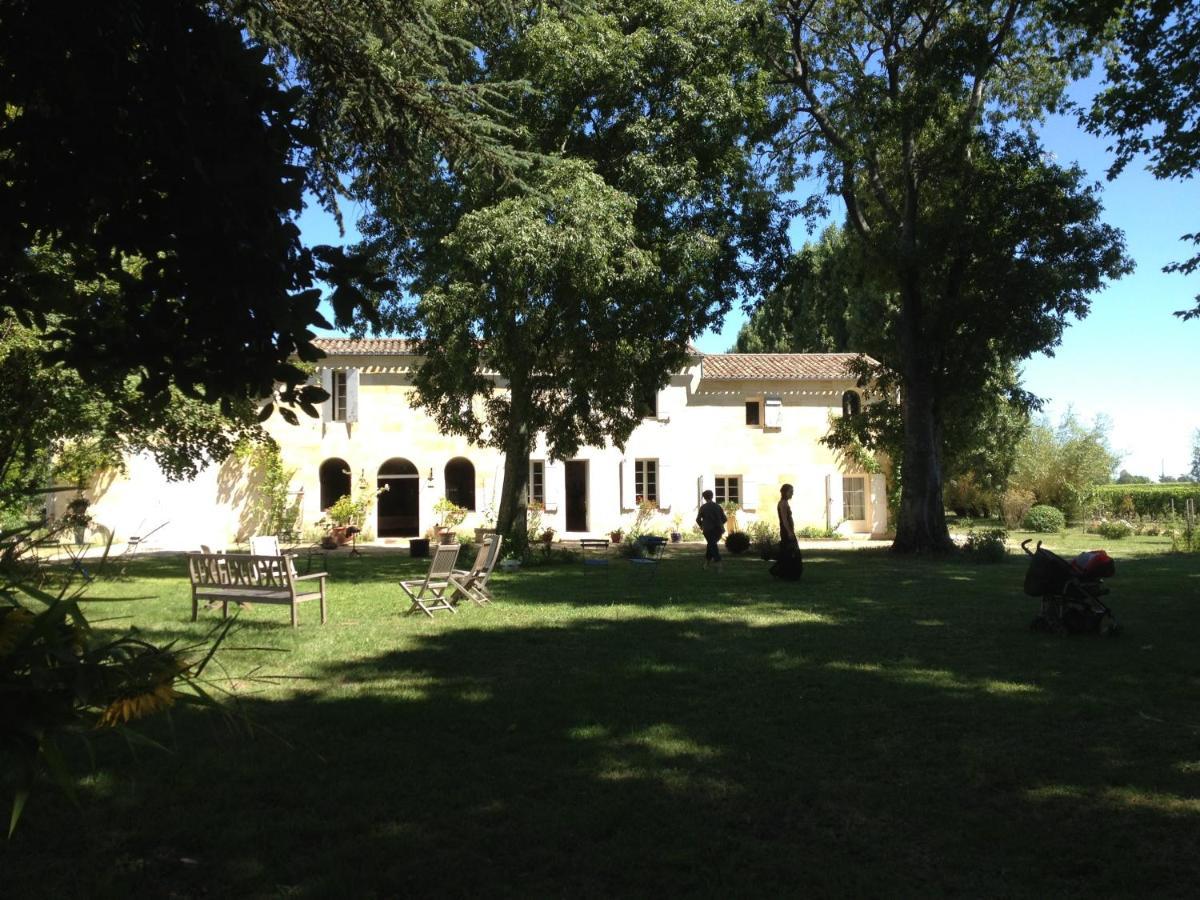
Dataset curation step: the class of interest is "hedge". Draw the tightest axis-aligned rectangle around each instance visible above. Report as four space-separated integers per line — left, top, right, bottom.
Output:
1090 484 1200 518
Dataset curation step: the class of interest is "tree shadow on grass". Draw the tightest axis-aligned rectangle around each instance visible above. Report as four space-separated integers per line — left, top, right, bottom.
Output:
7 568 1200 899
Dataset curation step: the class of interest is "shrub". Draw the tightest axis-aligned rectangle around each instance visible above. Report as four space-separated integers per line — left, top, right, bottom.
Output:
747 520 779 559
1000 488 1035 528
1023 505 1065 533
1090 484 1200 518
963 527 1008 562
1093 520 1133 540
724 531 750 554
796 525 842 540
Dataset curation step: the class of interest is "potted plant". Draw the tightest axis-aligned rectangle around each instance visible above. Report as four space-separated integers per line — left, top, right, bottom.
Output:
433 498 468 544
670 513 683 543
323 495 360 546
475 503 497 543
609 527 624 544
539 526 556 549
65 495 91 546
721 501 741 534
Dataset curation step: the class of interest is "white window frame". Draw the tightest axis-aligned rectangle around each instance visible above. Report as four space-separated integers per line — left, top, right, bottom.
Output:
714 475 741 507
331 370 348 422
842 475 866 521
528 460 545 506
634 459 659 506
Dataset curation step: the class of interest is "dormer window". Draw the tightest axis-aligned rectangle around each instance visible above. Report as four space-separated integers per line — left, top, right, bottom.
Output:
842 390 861 418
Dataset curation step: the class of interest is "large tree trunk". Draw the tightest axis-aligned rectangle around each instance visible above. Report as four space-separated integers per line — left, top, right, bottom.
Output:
892 286 955 553
495 379 533 553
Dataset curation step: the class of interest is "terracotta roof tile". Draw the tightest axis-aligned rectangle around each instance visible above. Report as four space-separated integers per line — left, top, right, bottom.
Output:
313 338 418 355
700 353 873 380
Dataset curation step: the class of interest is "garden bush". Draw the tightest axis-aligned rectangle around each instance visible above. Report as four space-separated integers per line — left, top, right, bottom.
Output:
796 525 842 540
1000 488 1036 528
962 527 1008 562
724 531 751 554
1092 520 1133 540
747 520 779 559
1022 505 1065 532
1090 484 1200 518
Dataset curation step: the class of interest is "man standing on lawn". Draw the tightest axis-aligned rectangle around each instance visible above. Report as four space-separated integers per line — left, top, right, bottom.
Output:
696 489 727 571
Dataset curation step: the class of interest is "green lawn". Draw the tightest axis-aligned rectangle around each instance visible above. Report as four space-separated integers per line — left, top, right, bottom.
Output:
5 534 1200 897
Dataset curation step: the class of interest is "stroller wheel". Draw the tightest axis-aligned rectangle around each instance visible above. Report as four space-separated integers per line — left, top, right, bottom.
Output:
1099 614 1121 637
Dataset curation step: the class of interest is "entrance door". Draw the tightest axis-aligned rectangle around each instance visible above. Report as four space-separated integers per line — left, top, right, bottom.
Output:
565 460 588 532
377 458 420 537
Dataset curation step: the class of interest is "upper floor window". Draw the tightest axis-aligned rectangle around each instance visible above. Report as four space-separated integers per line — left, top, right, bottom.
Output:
331 370 348 421
635 459 659 505
715 475 741 507
842 390 861 418
528 460 545 505
636 386 658 419
745 400 761 426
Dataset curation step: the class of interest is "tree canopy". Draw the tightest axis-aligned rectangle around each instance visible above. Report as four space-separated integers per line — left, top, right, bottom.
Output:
0 0 343 414
1076 0 1200 321
354 0 793 544
769 0 1132 551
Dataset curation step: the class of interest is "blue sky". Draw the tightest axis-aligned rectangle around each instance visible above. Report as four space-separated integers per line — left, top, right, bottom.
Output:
297 81 1199 479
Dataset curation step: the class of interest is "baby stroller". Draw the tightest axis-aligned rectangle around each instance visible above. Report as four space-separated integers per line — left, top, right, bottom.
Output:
1021 540 1119 635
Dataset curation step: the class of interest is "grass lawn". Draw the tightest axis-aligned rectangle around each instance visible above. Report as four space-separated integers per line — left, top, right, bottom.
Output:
5 533 1200 897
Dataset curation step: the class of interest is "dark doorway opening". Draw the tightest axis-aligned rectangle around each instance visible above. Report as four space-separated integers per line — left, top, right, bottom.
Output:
377 457 419 537
319 458 351 511
565 460 588 532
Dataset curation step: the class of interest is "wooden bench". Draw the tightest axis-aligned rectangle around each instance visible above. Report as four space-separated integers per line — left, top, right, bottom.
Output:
187 553 328 627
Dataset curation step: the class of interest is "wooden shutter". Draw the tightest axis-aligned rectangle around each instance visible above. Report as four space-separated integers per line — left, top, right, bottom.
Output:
658 460 671 511
742 477 758 511
345 368 360 423
764 395 782 429
870 473 888 535
826 473 843 531
319 368 333 422
620 459 635 510
544 461 563 513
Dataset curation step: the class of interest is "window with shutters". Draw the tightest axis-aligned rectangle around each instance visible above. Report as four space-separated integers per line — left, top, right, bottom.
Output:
331 371 348 422
714 475 741 507
528 460 545 505
842 476 866 520
634 459 658 505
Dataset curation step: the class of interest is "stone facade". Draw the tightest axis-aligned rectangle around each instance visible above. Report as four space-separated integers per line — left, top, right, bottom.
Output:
79 341 888 548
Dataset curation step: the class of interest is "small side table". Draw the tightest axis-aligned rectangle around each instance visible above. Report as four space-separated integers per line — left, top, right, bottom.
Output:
578 538 611 567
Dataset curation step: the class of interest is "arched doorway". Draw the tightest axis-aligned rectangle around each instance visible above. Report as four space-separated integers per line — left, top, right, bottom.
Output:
444 457 476 510
377 458 419 537
319 458 352 512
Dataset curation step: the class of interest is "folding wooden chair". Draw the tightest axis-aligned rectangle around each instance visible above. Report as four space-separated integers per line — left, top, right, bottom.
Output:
449 534 503 606
250 535 284 578
400 542 462 617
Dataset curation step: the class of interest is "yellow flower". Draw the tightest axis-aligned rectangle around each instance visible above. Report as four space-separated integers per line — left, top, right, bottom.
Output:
96 682 182 729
